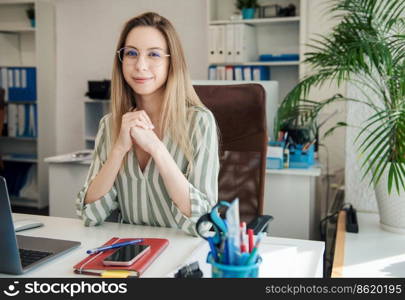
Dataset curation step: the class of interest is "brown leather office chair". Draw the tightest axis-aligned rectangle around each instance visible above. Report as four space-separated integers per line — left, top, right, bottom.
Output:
194 83 273 234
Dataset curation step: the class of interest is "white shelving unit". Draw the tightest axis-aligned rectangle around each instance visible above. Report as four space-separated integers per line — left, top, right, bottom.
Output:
84 100 110 149
0 0 56 209
207 0 306 102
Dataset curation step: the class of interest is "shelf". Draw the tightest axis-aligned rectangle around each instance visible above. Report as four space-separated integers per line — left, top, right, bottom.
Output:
248 61 299 66
4 100 37 104
85 136 96 141
0 136 37 141
0 65 36 67
0 26 35 33
212 61 300 67
84 100 110 103
2 154 37 163
10 196 38 208
0 0 35 5
209 16 300 25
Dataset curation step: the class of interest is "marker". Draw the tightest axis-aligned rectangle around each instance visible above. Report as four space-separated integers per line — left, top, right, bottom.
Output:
247 229 254 253
86 239 144 255
240 222 247 253
245 232 264 265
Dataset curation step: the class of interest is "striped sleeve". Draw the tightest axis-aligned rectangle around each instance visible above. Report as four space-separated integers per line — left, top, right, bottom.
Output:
75 115 119 226
170 109 219 236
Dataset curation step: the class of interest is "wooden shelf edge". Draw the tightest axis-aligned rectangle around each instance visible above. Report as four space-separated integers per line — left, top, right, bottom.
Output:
331 210 346 278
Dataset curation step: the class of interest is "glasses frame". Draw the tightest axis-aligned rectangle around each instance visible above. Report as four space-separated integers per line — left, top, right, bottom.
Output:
116 47 170 66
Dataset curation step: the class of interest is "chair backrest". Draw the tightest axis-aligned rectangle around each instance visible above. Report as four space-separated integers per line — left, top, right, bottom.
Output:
194 83 268 224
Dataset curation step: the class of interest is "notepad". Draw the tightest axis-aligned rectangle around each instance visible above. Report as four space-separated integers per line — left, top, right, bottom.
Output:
73 237 169 278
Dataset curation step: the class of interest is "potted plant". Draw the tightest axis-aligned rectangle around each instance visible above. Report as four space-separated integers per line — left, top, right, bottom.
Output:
26 6 35 28
236 0 259 19
276 0 405 232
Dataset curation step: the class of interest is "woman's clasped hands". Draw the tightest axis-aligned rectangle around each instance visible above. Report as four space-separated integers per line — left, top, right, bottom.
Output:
115 109 160 154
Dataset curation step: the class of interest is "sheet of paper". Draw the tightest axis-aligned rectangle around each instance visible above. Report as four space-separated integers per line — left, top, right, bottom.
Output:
169 239 298 278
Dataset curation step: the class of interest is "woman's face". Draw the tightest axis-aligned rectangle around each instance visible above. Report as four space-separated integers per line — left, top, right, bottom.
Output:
121 26 170 99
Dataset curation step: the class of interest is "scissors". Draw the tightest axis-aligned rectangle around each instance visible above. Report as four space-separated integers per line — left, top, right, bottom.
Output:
195 201 230 245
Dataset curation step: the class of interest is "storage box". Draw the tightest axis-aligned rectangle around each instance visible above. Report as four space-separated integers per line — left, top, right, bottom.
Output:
266 142 284 169
289 144 315 169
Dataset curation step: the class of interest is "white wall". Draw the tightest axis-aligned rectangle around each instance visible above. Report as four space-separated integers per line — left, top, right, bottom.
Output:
345 82 378 212
302 0 346 175
55 0 207 154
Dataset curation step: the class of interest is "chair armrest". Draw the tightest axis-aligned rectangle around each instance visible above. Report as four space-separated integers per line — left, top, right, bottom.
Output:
247 215 274 235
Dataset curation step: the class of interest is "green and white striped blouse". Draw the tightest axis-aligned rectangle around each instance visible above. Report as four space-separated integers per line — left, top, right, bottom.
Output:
76 106 219 236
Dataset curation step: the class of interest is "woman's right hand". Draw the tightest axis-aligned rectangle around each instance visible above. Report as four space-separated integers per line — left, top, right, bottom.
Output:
113 109 154 154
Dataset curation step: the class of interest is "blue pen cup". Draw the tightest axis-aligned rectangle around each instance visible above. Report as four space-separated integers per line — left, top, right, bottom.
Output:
207 252 262 278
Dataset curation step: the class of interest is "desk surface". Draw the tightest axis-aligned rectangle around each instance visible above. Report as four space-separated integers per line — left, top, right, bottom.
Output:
339 212 405 277
1 214 325 278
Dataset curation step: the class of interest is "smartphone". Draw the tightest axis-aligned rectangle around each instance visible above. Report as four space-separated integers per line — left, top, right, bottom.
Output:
102 244 151 266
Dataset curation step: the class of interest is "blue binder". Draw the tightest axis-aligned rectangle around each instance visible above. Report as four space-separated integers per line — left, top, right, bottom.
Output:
8 67 37 102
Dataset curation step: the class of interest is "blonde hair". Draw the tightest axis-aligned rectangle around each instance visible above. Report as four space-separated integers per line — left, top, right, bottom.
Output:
110 12 206 174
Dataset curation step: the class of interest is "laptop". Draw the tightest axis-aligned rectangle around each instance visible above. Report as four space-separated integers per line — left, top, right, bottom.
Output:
0 176 81 275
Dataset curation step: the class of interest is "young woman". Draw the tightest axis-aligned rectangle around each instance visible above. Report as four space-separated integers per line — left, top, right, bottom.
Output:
76 12 219 236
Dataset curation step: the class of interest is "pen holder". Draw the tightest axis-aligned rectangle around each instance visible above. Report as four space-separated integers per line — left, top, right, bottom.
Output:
207 252 262 278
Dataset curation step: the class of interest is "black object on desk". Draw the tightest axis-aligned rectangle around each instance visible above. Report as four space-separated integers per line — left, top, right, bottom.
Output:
174 262 203 278
343 205 359 233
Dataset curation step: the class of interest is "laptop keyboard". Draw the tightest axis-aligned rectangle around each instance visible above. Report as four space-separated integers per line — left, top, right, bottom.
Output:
19 249 53 268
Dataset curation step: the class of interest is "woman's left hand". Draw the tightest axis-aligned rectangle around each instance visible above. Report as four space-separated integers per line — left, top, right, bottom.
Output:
130 120 162 154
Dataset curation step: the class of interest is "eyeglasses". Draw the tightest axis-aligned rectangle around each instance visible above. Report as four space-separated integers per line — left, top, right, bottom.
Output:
117 47 170 67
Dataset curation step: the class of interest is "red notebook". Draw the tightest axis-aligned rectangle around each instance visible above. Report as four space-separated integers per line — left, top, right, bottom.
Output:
73 237 169 278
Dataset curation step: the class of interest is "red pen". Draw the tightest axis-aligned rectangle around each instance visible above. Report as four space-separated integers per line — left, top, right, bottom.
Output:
247 229 254 253
240 222 247 253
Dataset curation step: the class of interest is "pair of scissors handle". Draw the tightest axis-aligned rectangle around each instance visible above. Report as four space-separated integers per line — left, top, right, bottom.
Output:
195 201 230 244
209 201 230 233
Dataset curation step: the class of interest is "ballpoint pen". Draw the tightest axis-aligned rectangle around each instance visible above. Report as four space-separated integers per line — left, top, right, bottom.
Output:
86 239 144 255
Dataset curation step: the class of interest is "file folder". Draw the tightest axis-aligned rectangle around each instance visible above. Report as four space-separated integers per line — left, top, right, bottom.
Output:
252 66 270 80
234 66 243 81
7 104 17 137
17 104 25 137
0 68 8 101
216 25 226 63
208 65 217 80
225 66 234 80
225 24 235 63
243 66 252 81
234 24 257 63
208 26 217 64
216 66 226 80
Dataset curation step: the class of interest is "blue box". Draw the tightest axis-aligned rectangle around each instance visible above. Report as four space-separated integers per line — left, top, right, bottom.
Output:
267 157 283 169
289 144 315 169
266 141 284 169
259 54 299 62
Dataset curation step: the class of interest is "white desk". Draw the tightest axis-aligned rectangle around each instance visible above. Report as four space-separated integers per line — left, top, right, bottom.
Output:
46 158 322 240
1 214 325 278
264 166 321 240
338 212 405 277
